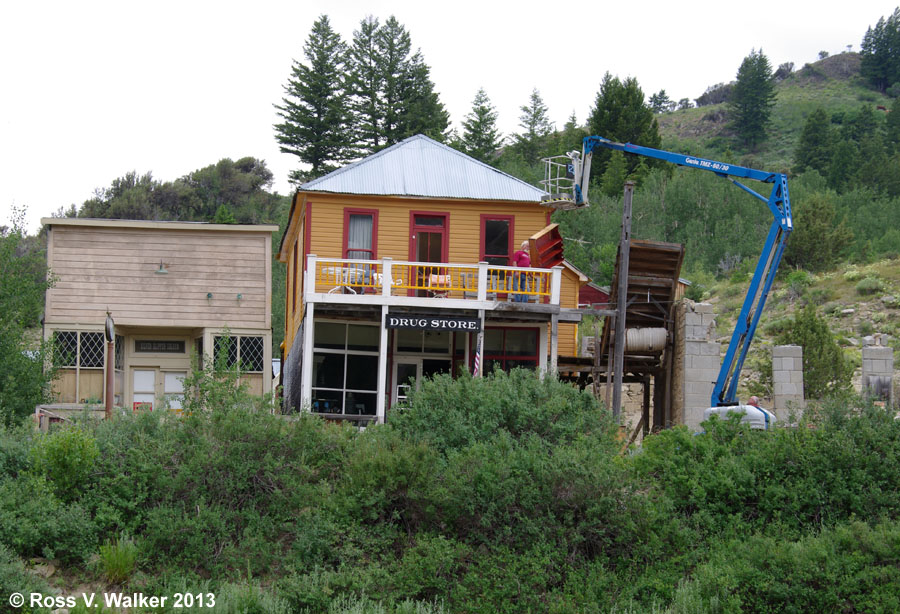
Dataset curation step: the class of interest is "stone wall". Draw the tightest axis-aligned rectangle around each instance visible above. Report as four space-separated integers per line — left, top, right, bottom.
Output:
772 344 804 421
673 301 720 430
861 335 894 406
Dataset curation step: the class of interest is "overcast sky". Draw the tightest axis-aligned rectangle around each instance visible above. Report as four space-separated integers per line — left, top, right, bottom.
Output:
2 0 897 233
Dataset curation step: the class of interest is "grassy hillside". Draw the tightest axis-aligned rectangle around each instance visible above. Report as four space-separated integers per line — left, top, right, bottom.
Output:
657 53 893 170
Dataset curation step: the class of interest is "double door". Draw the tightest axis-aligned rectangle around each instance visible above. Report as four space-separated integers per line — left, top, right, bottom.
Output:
391 357 452 405
132 369 186 412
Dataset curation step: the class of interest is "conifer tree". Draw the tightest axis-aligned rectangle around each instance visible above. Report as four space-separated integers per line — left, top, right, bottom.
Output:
793 108 834 174
886 97 900 153
460 88 503 163
729 49 776 148
649 89 674 113
512 88 554 163
347 15 449 153
588 73 661 177
860 8 900 92
394 51 450 143
347 16 383 154
274 15 351 183
375 16 412 146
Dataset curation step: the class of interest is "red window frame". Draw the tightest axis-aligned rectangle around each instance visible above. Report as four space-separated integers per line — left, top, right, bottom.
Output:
343 208 379 259
480 214 515 265
476 326 540 372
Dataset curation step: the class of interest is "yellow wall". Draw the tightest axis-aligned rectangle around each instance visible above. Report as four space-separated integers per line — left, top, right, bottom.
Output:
279 191 587 359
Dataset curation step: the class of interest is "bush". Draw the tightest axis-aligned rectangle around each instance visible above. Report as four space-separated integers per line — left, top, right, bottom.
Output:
856 276 885 295
30 424 99 500
0 475 97 562
776 305 853 399
390 370 614 454
0 544 51 614
678 520 900 612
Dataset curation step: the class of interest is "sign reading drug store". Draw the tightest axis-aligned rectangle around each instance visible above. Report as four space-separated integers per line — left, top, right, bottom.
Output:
386 314 481 332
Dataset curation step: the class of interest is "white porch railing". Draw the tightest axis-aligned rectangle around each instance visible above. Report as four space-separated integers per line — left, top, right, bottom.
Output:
305 255 562 306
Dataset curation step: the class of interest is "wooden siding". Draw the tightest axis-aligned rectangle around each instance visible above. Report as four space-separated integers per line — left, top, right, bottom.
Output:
282 193 574 351
304 194 550 264
46 225 271 329
554 266 583 357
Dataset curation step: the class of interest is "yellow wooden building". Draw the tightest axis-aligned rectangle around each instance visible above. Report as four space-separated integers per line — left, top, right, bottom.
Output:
278 135 588 422
42 218 278 414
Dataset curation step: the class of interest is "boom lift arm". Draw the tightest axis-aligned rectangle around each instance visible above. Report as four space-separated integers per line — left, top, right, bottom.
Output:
549 136 792 407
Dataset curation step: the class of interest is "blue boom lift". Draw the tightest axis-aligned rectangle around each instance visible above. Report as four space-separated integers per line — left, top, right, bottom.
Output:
542 136 792 410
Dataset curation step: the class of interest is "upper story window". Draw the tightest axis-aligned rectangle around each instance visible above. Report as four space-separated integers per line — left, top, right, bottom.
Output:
481 215 514 266
344 209 378 260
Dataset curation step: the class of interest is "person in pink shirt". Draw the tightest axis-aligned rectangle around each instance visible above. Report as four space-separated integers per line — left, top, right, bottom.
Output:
512 240 531 302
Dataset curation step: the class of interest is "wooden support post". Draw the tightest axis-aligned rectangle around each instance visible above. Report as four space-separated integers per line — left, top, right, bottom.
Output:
605 315 614 409
105 340 114 420
475 309 485 377
376 305 388 424
550 313 559 376
642 374 651 437
612 181 634 420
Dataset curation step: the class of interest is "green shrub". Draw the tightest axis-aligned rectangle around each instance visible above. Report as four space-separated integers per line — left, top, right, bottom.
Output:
213 582 291 614
856 276 885 295
30 424 99 501
97 533 137 584
0 422 34 478
390 370 614 454
0 544 51 613
678 520 900 612
0 475 97 562
785 269 812 299
843 265 863 281
776 305 853 399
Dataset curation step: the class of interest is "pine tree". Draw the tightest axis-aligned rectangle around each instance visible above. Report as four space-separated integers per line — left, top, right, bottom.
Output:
512 88 554 163
588 73 661 177
347 15 448 153
394 51 450 143
347 16 383 154
649 89 674 113
600 151 629 197
827 140 858 192
730 49 777 148
460 88 503 163
793 108 834 174
783 192 853 271
274 15 351 183
375 16 412 146
860 9 900 92
886 97 900 153
776 305 853 399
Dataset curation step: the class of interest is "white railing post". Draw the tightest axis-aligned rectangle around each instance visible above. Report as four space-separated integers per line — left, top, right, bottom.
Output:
477 261 489 302
550 266 563 305
305 254 317 299
381 257 393 297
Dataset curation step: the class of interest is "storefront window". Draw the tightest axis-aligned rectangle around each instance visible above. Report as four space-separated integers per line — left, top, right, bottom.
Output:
479 327 539 372
312 321 379 416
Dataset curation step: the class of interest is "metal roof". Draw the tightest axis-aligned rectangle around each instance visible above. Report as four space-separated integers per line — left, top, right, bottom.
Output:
300 134 545 202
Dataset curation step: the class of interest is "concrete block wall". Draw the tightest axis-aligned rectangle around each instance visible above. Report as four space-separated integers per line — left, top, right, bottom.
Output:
773 344 804 421
861 337 893 406
675 301 721 430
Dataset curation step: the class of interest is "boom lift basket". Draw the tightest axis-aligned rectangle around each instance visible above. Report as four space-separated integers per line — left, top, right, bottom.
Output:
539 153 587 210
